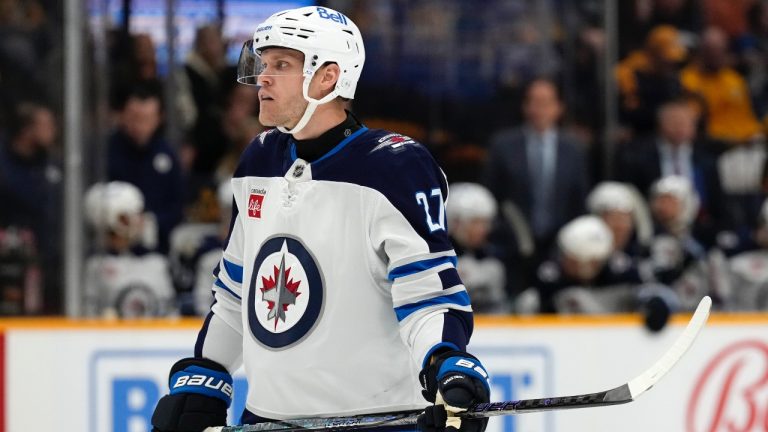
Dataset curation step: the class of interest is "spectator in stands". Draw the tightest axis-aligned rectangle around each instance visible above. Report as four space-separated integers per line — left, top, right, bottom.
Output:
740 0 768 122
184 24 231 178
703 0 755 38
110 34 158 110
107 85 184 254
109 33 196 133
618 0 701 57
83 181 176 318
0 102 61 313
446 182 511 314
0 0 55 112
483 78 590 265
616 25 687 137
616 98 723 245
680 26 764 147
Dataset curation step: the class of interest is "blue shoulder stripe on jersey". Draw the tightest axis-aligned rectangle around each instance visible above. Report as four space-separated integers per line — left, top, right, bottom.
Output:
222 259 243 284
394 290 471 322
214 278 242 301
388 255 458 280
289 127 369 163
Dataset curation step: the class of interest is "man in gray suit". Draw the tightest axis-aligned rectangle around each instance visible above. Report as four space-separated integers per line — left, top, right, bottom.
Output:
483 78 590 268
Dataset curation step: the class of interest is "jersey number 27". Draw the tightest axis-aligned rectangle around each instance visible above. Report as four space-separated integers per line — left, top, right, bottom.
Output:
416 188 445 232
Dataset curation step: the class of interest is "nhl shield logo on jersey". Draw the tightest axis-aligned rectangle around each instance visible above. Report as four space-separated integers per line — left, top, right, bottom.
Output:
248 236 324 348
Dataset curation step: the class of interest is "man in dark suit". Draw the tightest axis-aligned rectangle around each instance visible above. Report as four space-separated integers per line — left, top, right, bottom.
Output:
615 98 723 246
483 78 590 265
108 86 185 254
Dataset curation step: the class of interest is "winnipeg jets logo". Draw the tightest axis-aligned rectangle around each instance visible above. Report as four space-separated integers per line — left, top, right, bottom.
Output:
248 236 324 349
260 252 302 330
369 133 417 154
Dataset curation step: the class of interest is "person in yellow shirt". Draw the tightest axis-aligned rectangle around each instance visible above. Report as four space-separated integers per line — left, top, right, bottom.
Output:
680 26 764 146
616 25 687 137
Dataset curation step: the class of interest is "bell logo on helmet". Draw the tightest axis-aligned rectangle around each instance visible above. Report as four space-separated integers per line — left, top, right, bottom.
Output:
256 25 272 32
316 7 348 25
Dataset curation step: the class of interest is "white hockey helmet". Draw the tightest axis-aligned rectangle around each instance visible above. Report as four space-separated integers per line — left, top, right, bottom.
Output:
557 215 614 263
446 183 498 221
587 182 635 214
237 6 365 135
85 181 145 237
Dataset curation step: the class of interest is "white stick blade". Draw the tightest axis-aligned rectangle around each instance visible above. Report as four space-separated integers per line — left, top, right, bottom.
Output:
627 295 711 398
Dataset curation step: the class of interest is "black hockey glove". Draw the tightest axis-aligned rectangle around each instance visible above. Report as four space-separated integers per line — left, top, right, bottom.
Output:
151 357 233 432
418 350 490 432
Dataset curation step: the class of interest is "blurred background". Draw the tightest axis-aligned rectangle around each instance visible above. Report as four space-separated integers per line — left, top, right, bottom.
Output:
2 0 768 319
1 1 768 431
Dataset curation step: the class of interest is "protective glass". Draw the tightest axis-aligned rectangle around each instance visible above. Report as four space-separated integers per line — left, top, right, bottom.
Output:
236 40 305 85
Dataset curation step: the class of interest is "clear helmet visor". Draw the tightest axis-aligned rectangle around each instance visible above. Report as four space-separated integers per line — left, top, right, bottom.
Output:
236 40 305 86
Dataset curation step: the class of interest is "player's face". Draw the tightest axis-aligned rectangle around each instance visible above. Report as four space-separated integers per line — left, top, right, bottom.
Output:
652 194 683 228
256 48 307 129
454 217 492 249
601 210 634 251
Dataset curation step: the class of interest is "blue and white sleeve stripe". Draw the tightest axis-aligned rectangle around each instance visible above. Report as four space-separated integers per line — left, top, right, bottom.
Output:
212 255 243 301
388 254 457 280
393 286 471 321
390 252 472 324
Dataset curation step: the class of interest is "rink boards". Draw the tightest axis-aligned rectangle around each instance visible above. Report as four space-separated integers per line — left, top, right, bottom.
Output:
0 314 766 432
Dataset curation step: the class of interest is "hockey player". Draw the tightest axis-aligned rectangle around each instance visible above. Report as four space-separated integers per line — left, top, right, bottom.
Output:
151 7 490 432
647 175 731 310
727 198 768 311
83 181 175 317
446 182 510 314
532 215 628 313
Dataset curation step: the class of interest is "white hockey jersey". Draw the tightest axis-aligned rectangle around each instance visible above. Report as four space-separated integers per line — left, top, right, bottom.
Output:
84 253 175 317
195 127 475 420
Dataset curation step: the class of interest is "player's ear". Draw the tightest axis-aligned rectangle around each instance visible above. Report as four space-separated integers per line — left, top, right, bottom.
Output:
317 63 341 92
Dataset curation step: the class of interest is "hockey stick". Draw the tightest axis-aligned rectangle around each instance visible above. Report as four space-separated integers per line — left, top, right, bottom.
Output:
206 295 711 432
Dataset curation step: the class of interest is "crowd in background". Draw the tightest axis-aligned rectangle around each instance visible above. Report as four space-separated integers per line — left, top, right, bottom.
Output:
1 0 768 319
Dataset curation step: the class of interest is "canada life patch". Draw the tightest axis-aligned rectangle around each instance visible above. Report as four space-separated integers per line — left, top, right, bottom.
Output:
248 188 267 218
248 236 324 349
